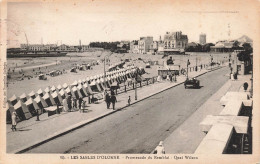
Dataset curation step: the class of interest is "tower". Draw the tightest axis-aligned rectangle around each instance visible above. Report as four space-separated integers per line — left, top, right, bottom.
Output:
199 33 206 45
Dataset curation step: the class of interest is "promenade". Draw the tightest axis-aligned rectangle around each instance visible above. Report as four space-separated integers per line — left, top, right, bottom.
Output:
6 66 223 153
162 73 252 153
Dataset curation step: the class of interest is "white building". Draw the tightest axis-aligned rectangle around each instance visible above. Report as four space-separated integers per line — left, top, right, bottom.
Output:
138 36 153 54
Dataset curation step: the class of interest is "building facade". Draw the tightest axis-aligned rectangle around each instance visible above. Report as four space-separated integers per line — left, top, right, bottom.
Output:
138 36 153 54
199 33 206 45
130 40 139 53
163 31 188 54
21 44 57 51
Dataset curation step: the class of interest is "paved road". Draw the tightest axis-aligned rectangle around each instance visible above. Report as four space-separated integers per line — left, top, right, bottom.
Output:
26 67 229 154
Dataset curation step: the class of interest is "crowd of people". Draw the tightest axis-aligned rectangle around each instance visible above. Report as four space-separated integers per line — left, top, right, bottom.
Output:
63 96 87 112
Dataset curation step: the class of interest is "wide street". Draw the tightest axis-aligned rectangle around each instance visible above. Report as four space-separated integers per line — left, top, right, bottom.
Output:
26 67 229 154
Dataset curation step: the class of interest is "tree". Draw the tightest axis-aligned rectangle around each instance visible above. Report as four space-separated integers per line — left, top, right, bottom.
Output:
202 43 215 52
237 43 253 61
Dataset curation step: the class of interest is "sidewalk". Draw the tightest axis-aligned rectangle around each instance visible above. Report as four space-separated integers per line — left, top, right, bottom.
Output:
6 66 222 153
161 73 252 154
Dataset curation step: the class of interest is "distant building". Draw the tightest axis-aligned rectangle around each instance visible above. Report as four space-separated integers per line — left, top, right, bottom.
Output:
148 41 158 53
138 36 153 54
130 40 139 53
210 40 242 52
157 36 164 54
21 44 57 51
163 31 188 54
199 33 206 45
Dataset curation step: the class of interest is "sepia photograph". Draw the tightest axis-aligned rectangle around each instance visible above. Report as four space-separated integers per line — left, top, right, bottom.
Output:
0 0 259 163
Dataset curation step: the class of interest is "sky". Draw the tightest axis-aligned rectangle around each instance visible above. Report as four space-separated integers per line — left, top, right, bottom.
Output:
6 0 258 48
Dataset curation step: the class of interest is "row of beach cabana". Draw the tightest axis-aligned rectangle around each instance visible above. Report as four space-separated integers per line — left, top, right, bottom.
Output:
6 66 142 123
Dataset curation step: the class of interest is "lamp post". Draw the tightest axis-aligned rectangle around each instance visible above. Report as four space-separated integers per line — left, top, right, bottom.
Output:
135 82 137 100
187 59 190 79
250 54 253 98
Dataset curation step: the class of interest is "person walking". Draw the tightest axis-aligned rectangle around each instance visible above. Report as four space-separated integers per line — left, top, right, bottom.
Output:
62 98 68 112
67 96 72 112
110 94 117 110
154 141 165 154
128 96 131 106
80 100 87 113
11 111 17 131
169 74 173 82
73 97 77 110
243 81 249 92
78 97 83 111
105 92 111 109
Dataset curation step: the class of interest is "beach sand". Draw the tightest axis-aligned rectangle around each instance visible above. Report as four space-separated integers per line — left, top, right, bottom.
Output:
6 51 229 99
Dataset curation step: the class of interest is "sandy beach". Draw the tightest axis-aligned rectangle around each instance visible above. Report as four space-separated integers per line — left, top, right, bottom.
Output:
6 51 229 98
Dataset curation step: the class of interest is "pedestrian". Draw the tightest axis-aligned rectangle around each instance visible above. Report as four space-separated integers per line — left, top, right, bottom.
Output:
67 96 72 112
78 97 83 110
105 92 111 109
73 97 77 110
169 74 173 82
128 96 131 106
243 81 249 92
81 100 87 113
111 89 115 96
62 98 68 112
110 94 117 110
154 141 165 154
11 111 17 131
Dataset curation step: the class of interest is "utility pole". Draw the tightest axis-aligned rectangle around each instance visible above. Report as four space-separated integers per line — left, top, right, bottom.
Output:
187 59 190 78
195 55 198 71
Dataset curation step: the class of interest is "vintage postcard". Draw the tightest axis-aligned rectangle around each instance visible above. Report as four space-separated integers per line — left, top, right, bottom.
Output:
0 0 259 163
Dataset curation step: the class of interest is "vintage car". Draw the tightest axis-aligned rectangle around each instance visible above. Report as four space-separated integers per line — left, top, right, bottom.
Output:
184 78 200 89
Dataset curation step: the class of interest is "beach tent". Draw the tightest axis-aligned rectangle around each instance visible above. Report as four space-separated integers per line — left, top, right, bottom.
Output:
14 100 32 120
50 70 59 76
83 83 92 95
71 80 78 86
79 65 86 71
86 77 90 84
25 98 39 116
19 93 27 102
77 85 87 97
44 87 51 94
51 92 63 105
34 95 48 109
71 86 82 99
42 93 56 106
8 95 19 106
119 73 126 82
78 80 83 85
68 86 76 98
70 67 77 72
36 88 44 97
89 76 94 82
106 77 112 87
6 103 17 124
81 78 86 84
115 74 122 84
57 84 62 91
95 79 103 92
62 83 68 89
59 89 66 99
90 81 100 92
50 85 57 92
99 78 107 90
28 91 36 99
65 87 72 96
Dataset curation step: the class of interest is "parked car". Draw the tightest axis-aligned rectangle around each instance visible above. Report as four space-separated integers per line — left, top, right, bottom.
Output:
184 78 200 89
